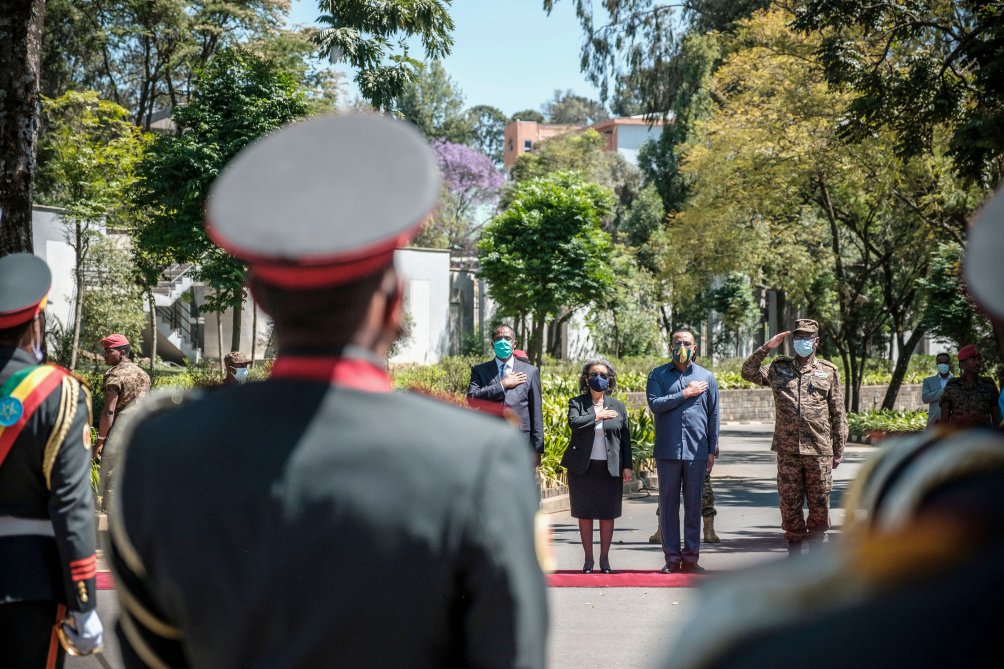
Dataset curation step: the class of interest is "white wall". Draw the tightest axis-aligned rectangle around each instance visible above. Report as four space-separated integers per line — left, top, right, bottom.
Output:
31 206 96 329
616 124 662 165
391 248 451 364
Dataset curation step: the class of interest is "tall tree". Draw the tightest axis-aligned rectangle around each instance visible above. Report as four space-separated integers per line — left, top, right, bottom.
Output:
394 60 470 142
36 91 148 369
464 104 508 166
131 48 309 354
542 89 609 125
0 0 46 255
415 139 502 252
314 0 455 111
478 171 615 363
793 0 1004 187
39 0 290 128
510 109 545 123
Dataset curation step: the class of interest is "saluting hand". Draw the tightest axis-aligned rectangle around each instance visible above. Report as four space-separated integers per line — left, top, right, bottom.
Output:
501 371 527 389
683 380 708 398
765 331 790 350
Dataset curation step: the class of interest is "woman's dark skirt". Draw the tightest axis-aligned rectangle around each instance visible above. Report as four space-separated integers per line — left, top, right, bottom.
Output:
568 459 623 520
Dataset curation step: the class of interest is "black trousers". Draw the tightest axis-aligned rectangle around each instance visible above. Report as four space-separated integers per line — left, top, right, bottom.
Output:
0 601 65 669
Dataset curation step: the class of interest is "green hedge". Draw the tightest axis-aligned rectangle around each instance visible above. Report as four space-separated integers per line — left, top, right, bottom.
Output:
847 409 927 440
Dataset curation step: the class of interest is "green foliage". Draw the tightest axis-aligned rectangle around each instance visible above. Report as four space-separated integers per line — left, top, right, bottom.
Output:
464 104 508 166
510 109 545 123
793 0 1004 186
130 48 309 308
314 0 455 111
846 410 927 438
37 91 149 219
79 238 146 357
921 244 997 352
587 247 665 357
478 171 616 359
394 61 470 142
40 0 291 126
542 89 609 125
711 272 761 358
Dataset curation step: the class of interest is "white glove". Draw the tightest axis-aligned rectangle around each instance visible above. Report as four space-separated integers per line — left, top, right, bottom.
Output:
62 609 104 655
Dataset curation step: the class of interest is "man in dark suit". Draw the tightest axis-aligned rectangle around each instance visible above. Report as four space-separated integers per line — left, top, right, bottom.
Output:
467 324 544 465
106 114 547 668
0 253 103 666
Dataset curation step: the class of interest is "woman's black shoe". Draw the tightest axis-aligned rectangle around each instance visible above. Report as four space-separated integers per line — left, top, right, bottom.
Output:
599 560 612 574
582 560 594 574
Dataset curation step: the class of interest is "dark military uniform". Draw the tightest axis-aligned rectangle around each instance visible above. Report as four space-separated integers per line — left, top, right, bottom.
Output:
107 114 548 668
940 376 999 427
741 321 847 544
0 350 98 667
664 428 1004 669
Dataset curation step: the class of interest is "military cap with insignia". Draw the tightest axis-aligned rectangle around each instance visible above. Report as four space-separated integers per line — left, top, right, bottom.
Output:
0 253 51 329
205 114 441 288
792 319 819 335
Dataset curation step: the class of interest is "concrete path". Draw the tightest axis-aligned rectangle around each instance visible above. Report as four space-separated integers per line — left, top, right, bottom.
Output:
544 422 871 669
72 422 873 669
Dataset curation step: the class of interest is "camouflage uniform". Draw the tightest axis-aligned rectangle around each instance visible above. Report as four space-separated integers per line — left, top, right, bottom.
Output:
702 473 716 518
100 360 150 505
741 320 847 544
939 376 999 427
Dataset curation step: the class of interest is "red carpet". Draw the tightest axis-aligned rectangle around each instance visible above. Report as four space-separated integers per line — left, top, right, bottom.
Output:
98 570 704 590
546 570 705 588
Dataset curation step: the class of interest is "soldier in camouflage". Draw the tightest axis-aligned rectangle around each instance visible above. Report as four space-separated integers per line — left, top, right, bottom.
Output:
741 319 847 557
96 334 150 509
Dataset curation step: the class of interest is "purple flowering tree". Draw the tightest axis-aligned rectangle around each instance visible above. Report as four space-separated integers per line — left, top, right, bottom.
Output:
416 139 504 252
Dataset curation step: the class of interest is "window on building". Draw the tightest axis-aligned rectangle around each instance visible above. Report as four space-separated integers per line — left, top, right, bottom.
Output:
523 139 533 151
508 139 514 153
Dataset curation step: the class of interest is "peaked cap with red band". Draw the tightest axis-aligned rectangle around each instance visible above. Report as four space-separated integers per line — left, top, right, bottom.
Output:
965 187 1004 320
0 253 51 330
205 114 441 289
99 334 130 349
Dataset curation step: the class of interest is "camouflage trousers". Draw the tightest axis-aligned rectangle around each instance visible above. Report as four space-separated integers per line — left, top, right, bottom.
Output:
776 452 832 543
701 472 716 518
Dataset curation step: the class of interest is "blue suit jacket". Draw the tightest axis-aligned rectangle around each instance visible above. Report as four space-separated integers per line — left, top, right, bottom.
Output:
646 362 720 461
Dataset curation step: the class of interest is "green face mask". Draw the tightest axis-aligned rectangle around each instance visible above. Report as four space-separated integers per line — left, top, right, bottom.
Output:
672 344 694 365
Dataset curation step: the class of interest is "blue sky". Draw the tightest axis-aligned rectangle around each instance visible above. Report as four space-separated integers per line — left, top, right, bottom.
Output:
286 0 603 116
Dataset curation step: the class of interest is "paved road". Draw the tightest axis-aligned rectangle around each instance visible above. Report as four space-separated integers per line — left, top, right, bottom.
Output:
545 422 870 668
71 422 873 669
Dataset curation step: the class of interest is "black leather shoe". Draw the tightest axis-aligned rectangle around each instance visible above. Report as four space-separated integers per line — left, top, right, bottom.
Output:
599 560 612 574
582 560 594 574
681 562 706 574
661 563 681 574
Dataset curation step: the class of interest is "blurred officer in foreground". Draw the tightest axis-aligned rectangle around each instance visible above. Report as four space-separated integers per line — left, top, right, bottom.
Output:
0 254 103 666
106 114 547 668
741 319 847 557
666 188 1004 669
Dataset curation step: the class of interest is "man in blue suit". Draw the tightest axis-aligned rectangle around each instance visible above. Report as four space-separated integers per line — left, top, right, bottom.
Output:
647 328 720 573
467 324 544 466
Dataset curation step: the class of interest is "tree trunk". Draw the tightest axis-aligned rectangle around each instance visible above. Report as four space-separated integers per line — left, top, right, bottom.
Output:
0 0 46 255
530 315 546 367
216 310 224 376
250 299 257 368
775 289 788 355
230 297 242 352
68 221 83 370
147 289 157 373
882 325 926 410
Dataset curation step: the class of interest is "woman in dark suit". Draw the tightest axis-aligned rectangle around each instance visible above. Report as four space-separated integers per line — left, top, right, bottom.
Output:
561 359 632 573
